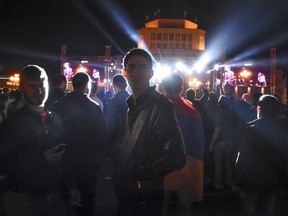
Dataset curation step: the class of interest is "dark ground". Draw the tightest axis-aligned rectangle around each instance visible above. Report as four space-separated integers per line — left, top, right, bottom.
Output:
95 158 242 216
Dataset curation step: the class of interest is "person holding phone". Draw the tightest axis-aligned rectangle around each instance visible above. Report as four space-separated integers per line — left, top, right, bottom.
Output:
0 65 67 216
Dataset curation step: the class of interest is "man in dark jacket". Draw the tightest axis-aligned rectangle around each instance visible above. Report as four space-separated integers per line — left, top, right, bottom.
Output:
112 48 186 216
105 74 130 157
52 72 107 216
0 65 67 216
45 73 67 109
235 94 288 216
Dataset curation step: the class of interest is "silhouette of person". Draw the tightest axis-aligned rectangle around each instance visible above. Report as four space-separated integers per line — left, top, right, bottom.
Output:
224 66 235 86
63 62 73 81
235 94 288 216
209 95 236 191
52 72 107 216
105 74 130 157
45 73 67 109
257 72 266 87
90 83 104 112
185 87 208 119
162 73 205 215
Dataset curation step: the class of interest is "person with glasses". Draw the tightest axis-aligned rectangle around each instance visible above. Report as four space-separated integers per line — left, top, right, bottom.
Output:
111 48 185 216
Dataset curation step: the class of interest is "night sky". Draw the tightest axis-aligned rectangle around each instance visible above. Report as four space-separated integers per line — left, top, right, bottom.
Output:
0 0 288 73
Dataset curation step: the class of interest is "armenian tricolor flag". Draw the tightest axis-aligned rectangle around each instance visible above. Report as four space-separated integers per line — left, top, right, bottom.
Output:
164 96 205 202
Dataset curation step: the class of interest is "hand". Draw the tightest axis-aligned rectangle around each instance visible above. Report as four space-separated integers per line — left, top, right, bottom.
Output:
70 189 81 206
44 146 65 165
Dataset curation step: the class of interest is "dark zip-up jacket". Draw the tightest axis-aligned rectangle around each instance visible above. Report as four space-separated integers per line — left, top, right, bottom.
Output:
52 91 107 189
0 105 64 196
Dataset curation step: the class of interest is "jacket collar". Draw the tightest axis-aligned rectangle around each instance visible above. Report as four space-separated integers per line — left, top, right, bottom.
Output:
127 86 156 109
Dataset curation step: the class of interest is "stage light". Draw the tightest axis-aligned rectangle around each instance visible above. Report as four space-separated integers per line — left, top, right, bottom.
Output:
214 64 220 71
76 65 88 73
239 69 251 78
175 62 186 71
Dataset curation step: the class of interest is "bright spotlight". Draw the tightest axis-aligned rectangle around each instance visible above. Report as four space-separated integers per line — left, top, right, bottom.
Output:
175 62 186 71
76 65 88 73
240 69 252 78
153 64 172 83
214 64 220 71
244 63 253 66
188 78 202 89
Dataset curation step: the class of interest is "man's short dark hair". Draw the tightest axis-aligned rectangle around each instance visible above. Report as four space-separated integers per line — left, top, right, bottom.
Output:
258 94 280 118
162 73 183 94
123 48 153 70
185 89 196 101
20 65 48 85
209 91 218 103
218 95 231 111
51 73 67 87
113 75 127 90
72 72 90 91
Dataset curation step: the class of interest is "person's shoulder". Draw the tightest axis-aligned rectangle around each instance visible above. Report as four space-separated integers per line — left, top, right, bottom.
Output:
87 97 103 111
151 90 173 106
149 88 168 101
6 106 27 119
115 91 130 100
2 107 30 129
51 94 67 109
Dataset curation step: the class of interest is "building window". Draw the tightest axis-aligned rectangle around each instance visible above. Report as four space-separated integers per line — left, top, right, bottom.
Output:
151 33 156 40
157 43 161 48
163 44 168 49
163 33 168 40
188 44 192 49
182 34 186 41
175 44 180 49
169 33 174 41
181 44 186 49
169 44 174 49
188 34 192 41
151 43 155 48
175 34 180 41
157 33 162 40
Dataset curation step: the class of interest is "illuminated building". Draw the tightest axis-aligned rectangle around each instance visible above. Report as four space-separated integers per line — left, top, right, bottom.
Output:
137 18 207 90
138 18 206 65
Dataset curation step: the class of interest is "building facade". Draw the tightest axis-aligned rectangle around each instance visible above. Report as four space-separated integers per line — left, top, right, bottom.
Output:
138 18 206 65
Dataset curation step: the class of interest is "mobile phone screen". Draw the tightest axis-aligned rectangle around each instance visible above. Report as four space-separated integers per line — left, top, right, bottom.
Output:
56 144 66 153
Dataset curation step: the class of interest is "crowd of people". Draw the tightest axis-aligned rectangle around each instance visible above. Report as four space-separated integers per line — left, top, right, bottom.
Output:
0 48 288 216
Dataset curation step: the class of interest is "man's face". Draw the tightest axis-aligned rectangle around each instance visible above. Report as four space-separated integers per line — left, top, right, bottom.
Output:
123 56 153 92
20 79 48 106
